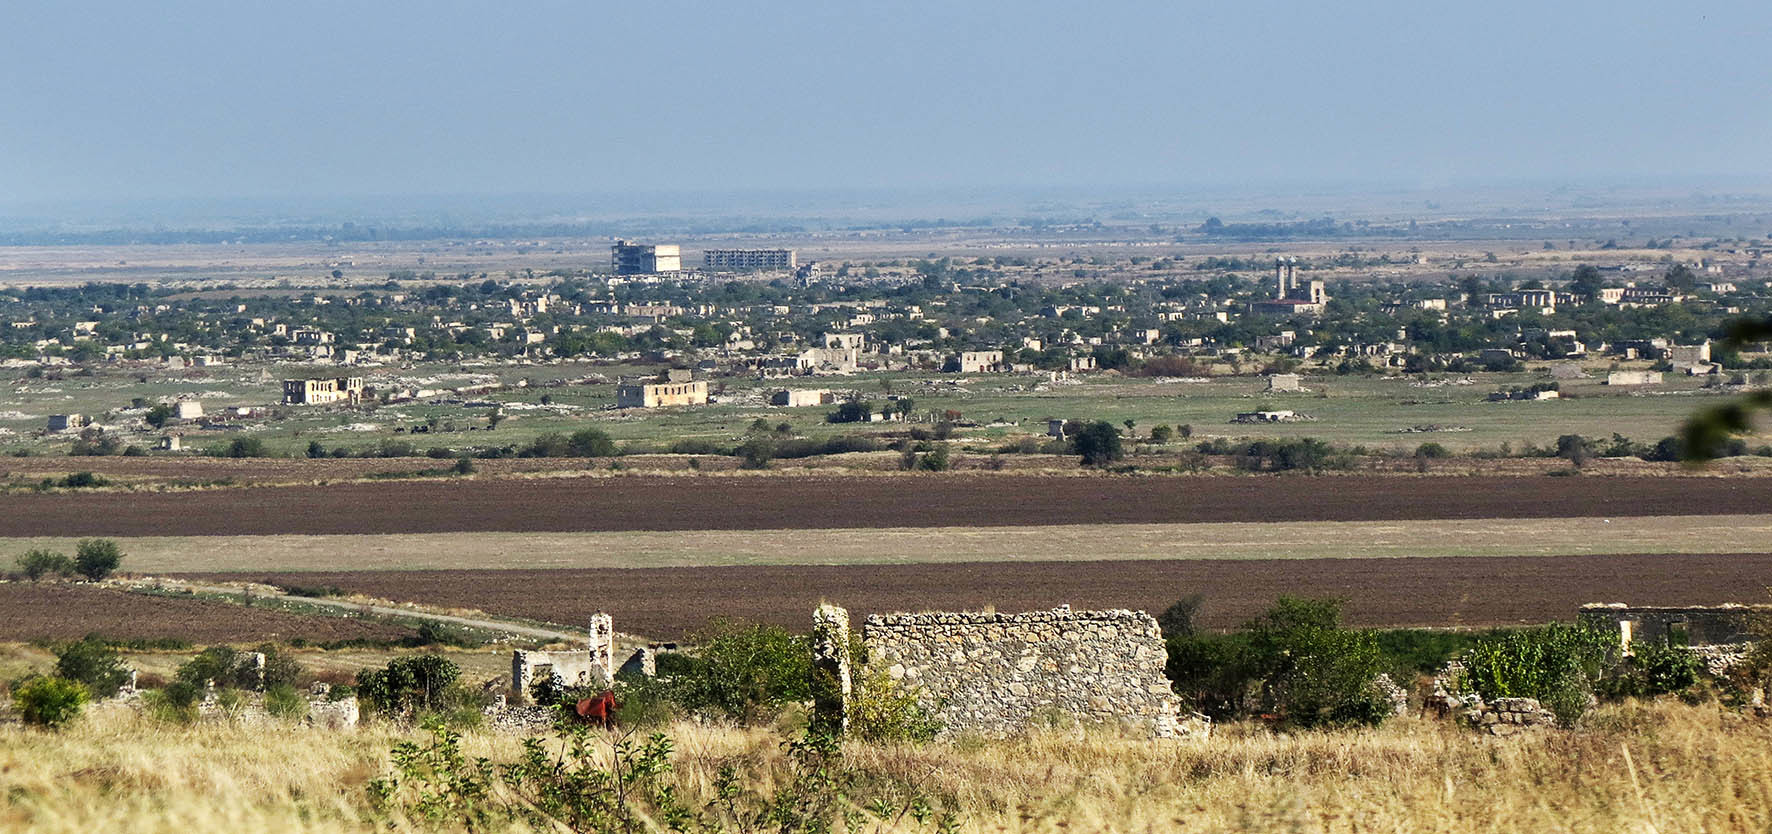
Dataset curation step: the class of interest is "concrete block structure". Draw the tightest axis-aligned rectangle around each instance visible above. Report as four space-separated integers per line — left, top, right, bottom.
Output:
282 377 364 405
615 372 709 408
957 351 1005 373
771 388 834 407
1606 370 1663 386
1266 373 1302 392
611 240 681 274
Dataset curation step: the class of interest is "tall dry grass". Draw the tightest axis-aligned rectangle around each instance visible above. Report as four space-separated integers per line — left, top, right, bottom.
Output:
5 700 1772 833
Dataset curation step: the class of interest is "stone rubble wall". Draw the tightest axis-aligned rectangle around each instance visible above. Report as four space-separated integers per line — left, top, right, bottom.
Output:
1462 697 1558 736
93 683 358 729
811 603 852 733
861 605 1203 738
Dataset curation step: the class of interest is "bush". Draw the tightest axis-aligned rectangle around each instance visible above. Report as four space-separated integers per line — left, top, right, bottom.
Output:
1166 598 1391 727
59 471 107 488
357 655 462 716
914 444 951 471
73 538 123 580
15 548 74 581
1243 598 1389 728
1413 442 1451 459
370 720 959 833
220 436 268 458
1148 425 1174 444
265 683 310 721
149 680 202 724
667 619 810 723
1156 594 1204 638
1165 632 1258 721
54 638 132 698
13 676 88 728
827 400 875 424
257 643 304 689
177 646 255 690
1072 421 1124 466
736 436 774 469
669 438 729 455
1233 438 1348 472
847 665 942 743
1462 623 1616 725
567 428 617 457
1606 639 1704 700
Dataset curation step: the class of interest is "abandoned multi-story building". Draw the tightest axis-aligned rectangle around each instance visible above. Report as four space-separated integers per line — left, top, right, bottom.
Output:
702 248 796 271
615 369 708 408
281 377 364 405
610 240 681 274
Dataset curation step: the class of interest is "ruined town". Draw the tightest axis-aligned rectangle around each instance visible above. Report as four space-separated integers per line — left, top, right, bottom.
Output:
8 2 1772 833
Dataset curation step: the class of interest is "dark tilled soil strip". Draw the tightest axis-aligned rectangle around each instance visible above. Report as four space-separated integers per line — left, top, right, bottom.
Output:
7 474 1772 536
0 583 417 643
220 552 1772 640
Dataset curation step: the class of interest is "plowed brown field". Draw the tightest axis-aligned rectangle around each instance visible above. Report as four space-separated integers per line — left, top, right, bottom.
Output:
7 474 1772 536
225 552 1772 639
0 584 417 643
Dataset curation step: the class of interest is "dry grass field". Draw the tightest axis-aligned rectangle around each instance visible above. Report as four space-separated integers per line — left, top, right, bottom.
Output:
9 514 1766 573
4 700 1771 833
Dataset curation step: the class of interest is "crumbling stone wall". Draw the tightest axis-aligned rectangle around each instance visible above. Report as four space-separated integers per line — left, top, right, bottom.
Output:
1579 603 1764 650
861 605 1199 737
511 612 617 702
811 603 852 733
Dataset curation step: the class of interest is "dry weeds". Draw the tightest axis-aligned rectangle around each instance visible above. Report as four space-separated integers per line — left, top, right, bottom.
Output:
4 700 1772 832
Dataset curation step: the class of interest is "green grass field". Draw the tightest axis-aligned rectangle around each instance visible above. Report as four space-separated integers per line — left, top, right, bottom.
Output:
4 359 1754 459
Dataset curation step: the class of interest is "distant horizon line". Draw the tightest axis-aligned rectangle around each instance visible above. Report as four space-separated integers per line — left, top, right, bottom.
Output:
9 172 1772 210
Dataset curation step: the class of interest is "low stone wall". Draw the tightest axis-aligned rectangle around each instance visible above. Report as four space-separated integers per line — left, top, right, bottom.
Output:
861 605 1200 737
93 684 358 729
1462 697 1558 736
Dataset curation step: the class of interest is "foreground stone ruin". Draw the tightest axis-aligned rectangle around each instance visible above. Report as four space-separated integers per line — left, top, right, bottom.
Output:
511 612 617 702
820 603 1207 738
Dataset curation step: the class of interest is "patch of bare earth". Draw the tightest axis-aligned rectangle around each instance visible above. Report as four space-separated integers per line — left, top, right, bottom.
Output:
0 583 417 643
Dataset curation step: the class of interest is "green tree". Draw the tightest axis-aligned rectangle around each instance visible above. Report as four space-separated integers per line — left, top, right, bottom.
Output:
667 619 810 723
144 403 173 428
357 655 461 715
73 538 122 580
1244 597 1389 728
1072 421 1124 467
54 638 131 698
1568 264 1604 299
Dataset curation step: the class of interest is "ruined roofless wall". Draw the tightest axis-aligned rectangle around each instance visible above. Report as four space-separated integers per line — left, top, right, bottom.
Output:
862 606 1187 736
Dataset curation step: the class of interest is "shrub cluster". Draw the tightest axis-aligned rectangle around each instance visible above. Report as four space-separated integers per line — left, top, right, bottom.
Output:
1165 597 1390 728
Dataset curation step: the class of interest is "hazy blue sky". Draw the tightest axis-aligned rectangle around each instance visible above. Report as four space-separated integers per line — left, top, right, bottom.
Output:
4 0 1770 205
